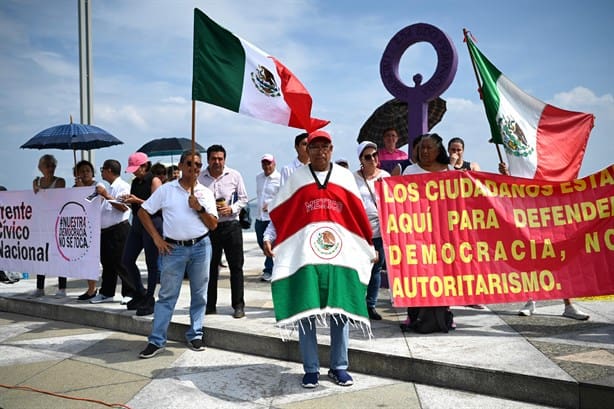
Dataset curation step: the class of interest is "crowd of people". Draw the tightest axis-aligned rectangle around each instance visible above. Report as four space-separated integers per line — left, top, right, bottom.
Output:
20 127 590 388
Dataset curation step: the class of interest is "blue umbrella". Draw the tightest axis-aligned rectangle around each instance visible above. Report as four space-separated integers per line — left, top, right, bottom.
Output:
21 117 123 164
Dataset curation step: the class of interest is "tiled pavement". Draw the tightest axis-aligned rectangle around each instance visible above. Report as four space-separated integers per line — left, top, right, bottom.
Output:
0 232 613 409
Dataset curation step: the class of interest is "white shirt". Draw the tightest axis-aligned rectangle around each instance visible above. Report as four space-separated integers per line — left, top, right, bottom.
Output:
353 169 390 238
141 180 217 240
280 157 307 186
255 169 281 221
402 163 452 175
199 166 248 223
100 177 131 229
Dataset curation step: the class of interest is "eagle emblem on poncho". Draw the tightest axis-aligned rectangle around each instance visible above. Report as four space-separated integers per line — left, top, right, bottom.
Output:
309 226 342 259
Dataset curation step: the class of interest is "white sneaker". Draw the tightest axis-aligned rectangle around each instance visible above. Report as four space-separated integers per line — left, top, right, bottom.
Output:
54 289 67 298
518 300 536 316
90 294 115 304
563 304 589 321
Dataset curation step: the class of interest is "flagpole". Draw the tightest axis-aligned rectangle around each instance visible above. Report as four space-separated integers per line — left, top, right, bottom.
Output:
191 99 196 195
463 28 504 164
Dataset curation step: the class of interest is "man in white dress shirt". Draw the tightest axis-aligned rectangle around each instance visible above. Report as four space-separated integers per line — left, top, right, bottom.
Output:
280 132 309 185
255 153 281 282
91 159 133 302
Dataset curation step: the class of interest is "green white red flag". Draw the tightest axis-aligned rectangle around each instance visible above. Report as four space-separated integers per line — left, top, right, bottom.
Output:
466 34 594 181
192 9 329 132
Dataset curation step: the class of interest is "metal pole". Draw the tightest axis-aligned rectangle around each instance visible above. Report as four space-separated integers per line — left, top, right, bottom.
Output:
78 0 94 165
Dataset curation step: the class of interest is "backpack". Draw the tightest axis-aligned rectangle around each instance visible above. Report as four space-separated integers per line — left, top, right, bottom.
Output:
401 307 454 334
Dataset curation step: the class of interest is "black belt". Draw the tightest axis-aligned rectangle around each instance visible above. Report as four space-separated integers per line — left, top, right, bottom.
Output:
164 233 208 246
101 220 129 232
217 220 239 226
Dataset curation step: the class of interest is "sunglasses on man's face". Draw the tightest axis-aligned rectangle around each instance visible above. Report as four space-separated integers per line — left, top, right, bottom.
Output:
185 160 203 169
362 152 378 161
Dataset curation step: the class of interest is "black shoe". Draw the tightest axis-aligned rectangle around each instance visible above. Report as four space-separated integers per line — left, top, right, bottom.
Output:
136 296 155 316
368 306 382 320
233 307 245 319
126 295 145 310
0 271 18 284
188 338 205 351
139 343 164 359
77 290 97 301
205 307 217 315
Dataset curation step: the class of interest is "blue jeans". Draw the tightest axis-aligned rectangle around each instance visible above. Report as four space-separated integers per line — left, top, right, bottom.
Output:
298 316 349 373
148 236 211 347
366 237 384 308
255 219 273 274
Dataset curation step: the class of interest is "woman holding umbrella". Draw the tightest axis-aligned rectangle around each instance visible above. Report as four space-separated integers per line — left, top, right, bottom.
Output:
30 154 67 298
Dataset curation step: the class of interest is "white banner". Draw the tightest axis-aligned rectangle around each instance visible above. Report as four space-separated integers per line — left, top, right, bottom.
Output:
0 187 101 279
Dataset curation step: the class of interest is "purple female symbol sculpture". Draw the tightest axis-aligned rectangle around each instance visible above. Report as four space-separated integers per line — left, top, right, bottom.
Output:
380 23 458 156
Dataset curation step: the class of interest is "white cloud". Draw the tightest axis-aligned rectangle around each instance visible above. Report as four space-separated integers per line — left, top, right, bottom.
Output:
27 51 76 78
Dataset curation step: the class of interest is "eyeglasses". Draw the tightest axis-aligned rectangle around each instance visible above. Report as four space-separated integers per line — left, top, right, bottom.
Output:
185 160 203 169
362 152 378 161
308 144 331 152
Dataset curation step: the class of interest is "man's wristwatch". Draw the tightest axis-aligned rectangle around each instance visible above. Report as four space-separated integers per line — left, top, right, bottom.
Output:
197 206 207 214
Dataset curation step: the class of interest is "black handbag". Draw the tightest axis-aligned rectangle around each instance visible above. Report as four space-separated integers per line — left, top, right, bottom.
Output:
239 206 252 229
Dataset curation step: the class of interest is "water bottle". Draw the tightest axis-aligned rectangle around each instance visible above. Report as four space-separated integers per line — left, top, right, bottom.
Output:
22 272 29 279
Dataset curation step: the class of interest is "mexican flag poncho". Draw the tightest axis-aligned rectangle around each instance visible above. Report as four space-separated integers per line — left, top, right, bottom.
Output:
269 164 375 333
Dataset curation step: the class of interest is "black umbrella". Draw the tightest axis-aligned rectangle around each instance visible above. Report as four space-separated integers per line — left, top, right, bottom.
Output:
21 117 122 165
137 137 206 158
357 97 447 148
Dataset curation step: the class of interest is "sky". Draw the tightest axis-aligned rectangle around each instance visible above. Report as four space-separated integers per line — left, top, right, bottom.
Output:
1 0 612 197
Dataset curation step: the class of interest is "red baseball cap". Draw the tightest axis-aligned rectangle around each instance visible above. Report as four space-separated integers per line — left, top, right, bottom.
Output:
307 129 332 144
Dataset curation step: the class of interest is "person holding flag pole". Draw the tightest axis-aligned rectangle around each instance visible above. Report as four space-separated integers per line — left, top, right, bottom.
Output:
464 29 593 320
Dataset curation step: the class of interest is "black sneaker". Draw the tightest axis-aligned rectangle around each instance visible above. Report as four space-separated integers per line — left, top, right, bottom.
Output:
77 290 97 301
0 271 19 284
367 306 382 320
301 372 319 388
139 343 164 359
328 369 354 386
233 307 245 319
126 295 145 310
188 338 205 351
136 295 155 316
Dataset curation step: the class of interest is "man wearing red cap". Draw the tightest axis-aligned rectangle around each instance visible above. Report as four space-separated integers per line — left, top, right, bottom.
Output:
263 129 375 388
255 153 280 282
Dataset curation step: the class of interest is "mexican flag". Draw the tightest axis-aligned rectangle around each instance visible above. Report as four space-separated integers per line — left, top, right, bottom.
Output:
466 35 594 181
192 9 329 132
268 164 375 331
